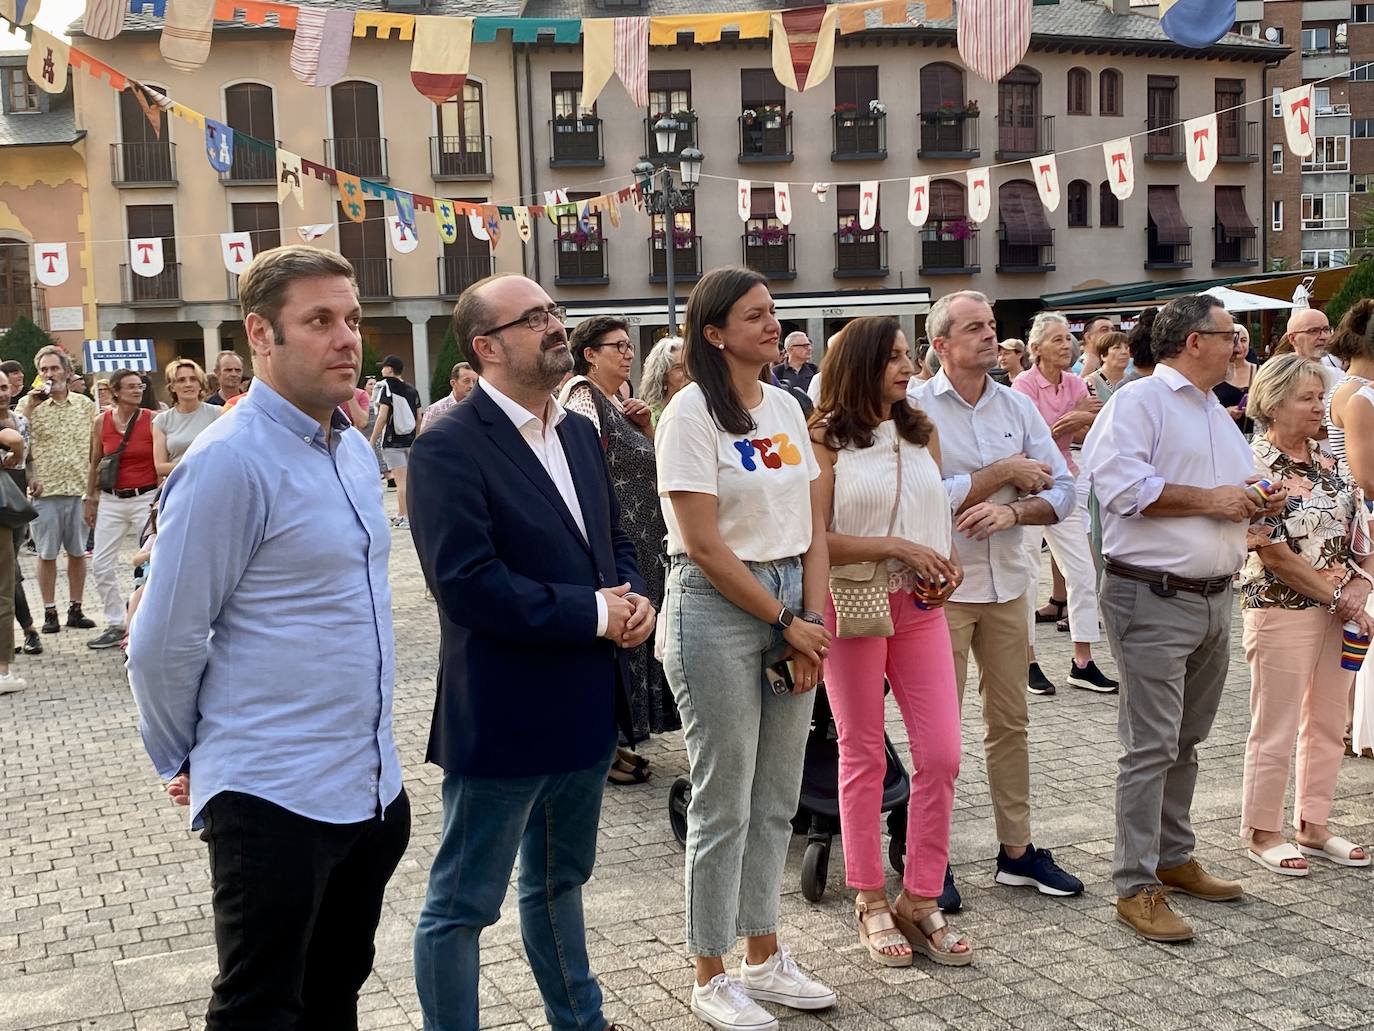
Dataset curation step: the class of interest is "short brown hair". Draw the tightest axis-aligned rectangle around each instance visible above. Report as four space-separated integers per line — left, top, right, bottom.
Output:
450 361 472 381
165 358 210 398
1092 330 1130 360
811 317 933 450
109 369 143 394
450 274 508 374
34 344 73 374
237 246 357 337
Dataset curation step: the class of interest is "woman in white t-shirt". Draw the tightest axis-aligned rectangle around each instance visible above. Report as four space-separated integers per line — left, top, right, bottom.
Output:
809 317 969 969
656 267 835 1030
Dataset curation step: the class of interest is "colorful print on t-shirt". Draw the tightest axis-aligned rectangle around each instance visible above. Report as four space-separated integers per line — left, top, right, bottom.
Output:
733 432 804 471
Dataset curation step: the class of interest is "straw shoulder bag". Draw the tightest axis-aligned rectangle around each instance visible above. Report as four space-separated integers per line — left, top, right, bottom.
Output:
828 439 901 639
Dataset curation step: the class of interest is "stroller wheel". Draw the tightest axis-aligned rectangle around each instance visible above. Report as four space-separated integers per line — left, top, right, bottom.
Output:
888 835 905 876
668 777 691 846
800 839 830 903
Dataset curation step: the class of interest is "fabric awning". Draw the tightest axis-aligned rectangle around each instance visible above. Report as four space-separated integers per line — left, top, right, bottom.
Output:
1215 187 1256 238
1000 182 1052 246
1147 186 1191 245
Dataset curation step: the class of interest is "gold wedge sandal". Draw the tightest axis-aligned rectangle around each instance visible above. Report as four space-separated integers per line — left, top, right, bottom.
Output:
855 897 913 968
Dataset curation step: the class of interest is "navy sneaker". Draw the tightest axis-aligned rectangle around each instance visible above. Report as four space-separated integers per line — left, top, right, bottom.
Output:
938 864 962 913
994 844 1084 897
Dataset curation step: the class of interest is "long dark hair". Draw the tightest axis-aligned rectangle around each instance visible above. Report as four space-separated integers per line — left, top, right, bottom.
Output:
810 317 933 450
1331 299 1374 364
1128 307 1158 369
683 266 769 436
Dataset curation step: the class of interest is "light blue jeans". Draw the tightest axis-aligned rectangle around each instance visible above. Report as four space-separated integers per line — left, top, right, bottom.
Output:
664 556 815 958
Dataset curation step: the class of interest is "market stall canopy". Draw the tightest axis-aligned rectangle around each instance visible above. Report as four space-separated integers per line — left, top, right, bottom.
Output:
1202 286 1294 311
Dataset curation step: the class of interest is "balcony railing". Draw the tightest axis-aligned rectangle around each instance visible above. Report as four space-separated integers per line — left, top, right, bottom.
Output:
996 229 1055 273
918 110 980 159
644 115 697 162
919 223 980 274
1145 228 1193 269
1218 119 1259 162
995 115 1053 160
1146 121 1184 160
556 240 609 284
834 229 888 277
219 145 276 184
832 111 886 159
347 257 392 298
1213 230 1257 267
120 262 181 304
742 233 797 279
430 135 492 180
438 254 494 297
324 137 388 180
738 112 793 162
550 117 604 166
650 235 703 282
111 141 177 186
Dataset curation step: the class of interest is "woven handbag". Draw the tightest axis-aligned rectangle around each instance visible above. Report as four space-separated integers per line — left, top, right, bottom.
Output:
829 439 901 640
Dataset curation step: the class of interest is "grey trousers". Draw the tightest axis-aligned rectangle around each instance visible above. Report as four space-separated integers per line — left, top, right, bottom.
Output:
1100 573 1232 898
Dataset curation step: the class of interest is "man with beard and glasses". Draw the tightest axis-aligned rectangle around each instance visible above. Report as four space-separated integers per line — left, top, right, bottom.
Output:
408 274 651 1031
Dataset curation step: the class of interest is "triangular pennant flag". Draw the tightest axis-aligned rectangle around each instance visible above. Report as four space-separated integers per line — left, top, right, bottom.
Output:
614 17 649 109
1158 0 1236 49
1 0 41 25
435 199 458 243
394 190 416 233
515 206 532 242
774 183 792 226
812 182 830 203
26 29 68 95
543 188 569 207
1184 113 1218 182
1280 83 1314 158
858 181 879 230
580 19 615 110
297 223 333 242
337 171 365 223
129 237 165 278
1103 137 1135 199
958 0 1031 85
204 118 234 173
160 0 216 73
33 243 68 287
83 0 126 40
168 102 204 129
277 147 304 209
411 15 473 104
1031 154 1060 212
771 6 838 92
468 211 489 242
482 205 502 248
907 176 930 228
737 179 752 222
966 168 991 224
220 231 253 275
387 215 419 254
290 6 353 88
129 81 168 137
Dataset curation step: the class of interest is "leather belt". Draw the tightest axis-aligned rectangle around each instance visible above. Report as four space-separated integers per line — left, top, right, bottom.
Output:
1104 558 1232 598
104 484 157 499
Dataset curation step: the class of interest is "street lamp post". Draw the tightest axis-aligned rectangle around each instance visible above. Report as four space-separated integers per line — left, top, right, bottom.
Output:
634 117 704 338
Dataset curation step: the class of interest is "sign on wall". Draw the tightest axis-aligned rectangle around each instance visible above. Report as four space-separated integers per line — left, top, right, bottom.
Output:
84 339 157 372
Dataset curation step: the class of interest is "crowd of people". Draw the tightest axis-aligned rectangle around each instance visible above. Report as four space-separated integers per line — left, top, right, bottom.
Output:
6 240 1364 1031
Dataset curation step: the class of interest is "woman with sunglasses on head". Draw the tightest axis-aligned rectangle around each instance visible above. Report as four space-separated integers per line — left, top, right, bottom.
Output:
657 267 835 1030
560 316 678 784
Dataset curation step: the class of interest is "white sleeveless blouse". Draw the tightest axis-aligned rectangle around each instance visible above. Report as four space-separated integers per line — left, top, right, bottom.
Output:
831 420 952 590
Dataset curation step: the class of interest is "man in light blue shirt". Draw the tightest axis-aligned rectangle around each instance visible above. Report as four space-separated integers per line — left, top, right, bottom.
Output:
128 246 407 1031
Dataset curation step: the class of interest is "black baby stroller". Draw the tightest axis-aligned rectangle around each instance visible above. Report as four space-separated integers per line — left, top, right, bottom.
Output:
668 683 911 903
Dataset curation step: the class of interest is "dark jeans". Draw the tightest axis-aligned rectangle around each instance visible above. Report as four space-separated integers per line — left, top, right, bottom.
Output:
414 746 614 1031
12 508 31 632
200 789 411 1031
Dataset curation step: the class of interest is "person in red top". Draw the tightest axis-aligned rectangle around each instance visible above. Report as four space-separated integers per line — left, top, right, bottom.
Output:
84 369 159 649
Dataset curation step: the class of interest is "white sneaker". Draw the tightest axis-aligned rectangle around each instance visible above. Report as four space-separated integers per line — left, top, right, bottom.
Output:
737 948 836 1011
690 974 777 1030
0 671 26 694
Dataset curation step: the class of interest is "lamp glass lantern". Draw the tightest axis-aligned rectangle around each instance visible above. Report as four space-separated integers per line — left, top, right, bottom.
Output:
653 116 680 156
678 147 704 188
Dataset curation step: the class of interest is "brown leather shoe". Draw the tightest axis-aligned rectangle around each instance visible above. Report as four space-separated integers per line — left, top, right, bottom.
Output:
1115 887 1194 942
1157 857 1243 901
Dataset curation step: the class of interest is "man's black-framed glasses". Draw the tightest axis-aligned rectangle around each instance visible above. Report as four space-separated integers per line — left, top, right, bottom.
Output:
480 305 567 337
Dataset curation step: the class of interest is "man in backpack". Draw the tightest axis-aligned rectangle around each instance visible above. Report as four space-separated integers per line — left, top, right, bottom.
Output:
368 355 421 528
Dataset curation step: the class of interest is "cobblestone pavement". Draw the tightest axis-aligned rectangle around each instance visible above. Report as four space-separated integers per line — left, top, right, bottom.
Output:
5 514 1374 1031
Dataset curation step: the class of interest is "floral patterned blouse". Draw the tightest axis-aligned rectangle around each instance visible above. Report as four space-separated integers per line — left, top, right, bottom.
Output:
1240 436 1356 610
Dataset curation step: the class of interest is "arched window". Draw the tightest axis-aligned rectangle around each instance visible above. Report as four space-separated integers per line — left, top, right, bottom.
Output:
329 81 385 178
1099 69 1122 117
1099 180 1121 227
998 66 1042 155
437 81 488 176
0 238 34 328
1067 180 1091 227
920 62 965 113
1067 67 1090 115
224 83 275 180
117 84 172 183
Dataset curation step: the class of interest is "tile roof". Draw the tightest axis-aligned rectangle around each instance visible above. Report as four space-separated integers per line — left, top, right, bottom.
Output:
0 62 82 148
71 0 524 36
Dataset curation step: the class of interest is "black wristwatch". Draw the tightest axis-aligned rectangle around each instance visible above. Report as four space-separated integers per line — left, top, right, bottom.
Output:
772 606 795 632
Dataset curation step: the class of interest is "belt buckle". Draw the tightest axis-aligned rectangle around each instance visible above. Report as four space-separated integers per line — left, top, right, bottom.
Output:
1150 572 1177 599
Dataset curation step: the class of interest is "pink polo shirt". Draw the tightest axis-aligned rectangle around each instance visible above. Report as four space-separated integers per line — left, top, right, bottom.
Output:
1011 364 1089 475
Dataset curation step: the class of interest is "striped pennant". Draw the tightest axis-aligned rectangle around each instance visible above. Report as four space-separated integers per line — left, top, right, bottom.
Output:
957 0 1031 85
83 340 157 373
614 17 648 108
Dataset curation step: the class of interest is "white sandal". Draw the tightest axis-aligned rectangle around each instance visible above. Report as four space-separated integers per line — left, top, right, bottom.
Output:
1297 836 1371 868
1248 841 1309 877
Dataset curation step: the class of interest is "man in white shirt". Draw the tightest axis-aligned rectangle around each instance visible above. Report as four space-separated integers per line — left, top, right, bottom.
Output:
1084 294 1285 944
910 290 1085 908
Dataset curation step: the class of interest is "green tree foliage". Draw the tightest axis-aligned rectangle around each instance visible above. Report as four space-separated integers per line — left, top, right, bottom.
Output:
0 316 58 382
359 337 383 387
430 320 463 403
1326 256 1374 328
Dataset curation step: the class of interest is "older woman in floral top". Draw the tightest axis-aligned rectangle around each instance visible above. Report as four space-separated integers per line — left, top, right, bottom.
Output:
1239 354 1374 877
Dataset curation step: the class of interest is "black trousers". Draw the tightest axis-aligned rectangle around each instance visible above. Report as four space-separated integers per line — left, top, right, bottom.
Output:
200 789 411 1031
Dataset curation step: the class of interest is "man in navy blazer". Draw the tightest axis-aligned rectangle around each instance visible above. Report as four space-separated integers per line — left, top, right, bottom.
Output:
408 273 652 1031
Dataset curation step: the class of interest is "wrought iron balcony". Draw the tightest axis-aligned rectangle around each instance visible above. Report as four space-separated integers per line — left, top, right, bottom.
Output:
348 257 392 298
438 254 494 297
649 234 702 282
832 110 886 160
741 232 796 279
120 262 181 304
556 239 609 284
1145 121 1184 161
111 141 177 186
995 115 1053 161
918 109 980 159
1213 228 1257 267
430 135 493 180
324 137 388 180
219 145 276 185
834 229 888 277
1144 227 1193 269
643 114 697 162
738 111 793 162
919 223 980 275
996 229 1055 273
550 116 604 167
1218 120 1260 162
